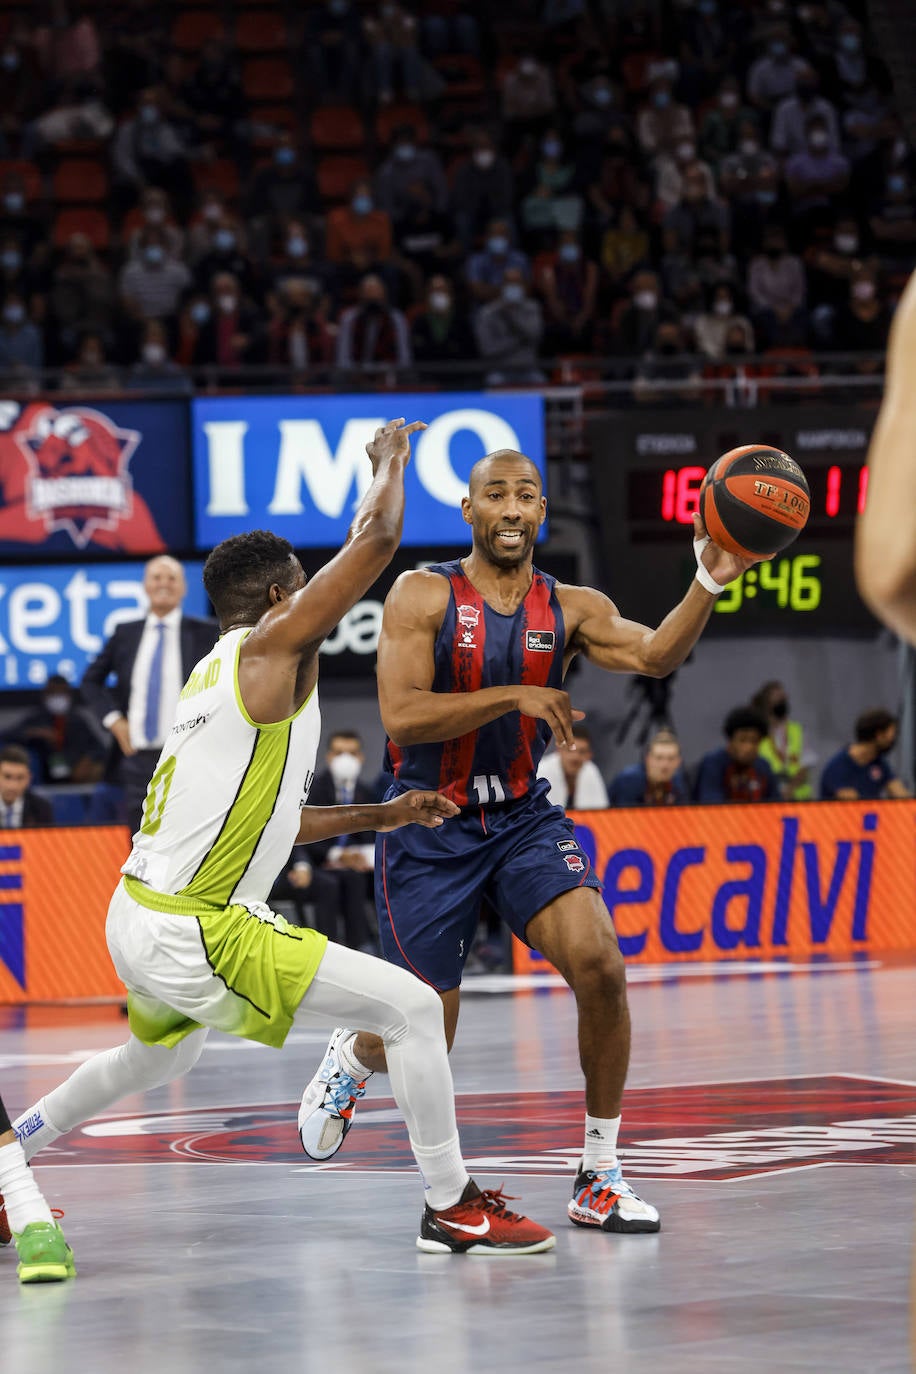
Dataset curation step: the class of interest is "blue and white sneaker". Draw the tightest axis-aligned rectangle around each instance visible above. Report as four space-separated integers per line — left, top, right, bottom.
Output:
298 1028 369 1161
568 1160 660 1233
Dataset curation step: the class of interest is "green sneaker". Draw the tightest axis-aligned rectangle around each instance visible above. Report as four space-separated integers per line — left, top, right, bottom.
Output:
14 1221 76 1283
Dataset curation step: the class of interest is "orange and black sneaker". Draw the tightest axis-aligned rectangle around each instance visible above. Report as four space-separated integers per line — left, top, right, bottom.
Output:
568 1160 660 1234
417 1180 555 1255
0 1191 10 1246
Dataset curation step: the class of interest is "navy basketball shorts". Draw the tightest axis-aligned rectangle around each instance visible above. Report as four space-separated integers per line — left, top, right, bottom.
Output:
374 785 601 991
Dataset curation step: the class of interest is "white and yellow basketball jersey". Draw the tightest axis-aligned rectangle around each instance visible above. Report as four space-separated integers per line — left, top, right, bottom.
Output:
122 627 321 908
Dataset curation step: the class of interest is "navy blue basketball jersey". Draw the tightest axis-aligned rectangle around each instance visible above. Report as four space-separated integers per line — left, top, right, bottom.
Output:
383 560 566 808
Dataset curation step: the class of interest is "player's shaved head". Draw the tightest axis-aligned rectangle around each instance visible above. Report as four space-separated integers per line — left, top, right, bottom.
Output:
468 450 541 496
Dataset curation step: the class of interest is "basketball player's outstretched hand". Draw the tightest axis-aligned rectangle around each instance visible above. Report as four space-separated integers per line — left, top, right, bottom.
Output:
377 790 461 831
515 686 585 749
692 512 769 586
365 417 427 472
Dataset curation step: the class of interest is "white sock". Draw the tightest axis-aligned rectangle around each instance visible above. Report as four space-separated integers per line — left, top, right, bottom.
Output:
12 1098 63 1163
0 1140 54 1232
582 1113 621 1171
410 1133 470 1211
339 1033 374 1084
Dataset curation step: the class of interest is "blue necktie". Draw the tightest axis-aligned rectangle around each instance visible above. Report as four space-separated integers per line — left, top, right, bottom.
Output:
144 622 165 746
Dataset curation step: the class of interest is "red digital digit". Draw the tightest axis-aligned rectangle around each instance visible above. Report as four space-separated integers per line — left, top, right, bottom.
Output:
674 466 705 524
825 465 841 518
661 469 676 521
857 465 869 514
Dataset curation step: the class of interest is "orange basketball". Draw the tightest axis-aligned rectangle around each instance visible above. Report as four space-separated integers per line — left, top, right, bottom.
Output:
699 445 810 559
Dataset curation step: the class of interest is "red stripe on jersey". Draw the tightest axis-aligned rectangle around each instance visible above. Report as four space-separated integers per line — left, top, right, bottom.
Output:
505 573 558 799
438 570 486 807
388 741 403 780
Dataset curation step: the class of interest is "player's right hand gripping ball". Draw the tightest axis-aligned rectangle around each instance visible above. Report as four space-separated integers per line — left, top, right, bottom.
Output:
700 446 810 559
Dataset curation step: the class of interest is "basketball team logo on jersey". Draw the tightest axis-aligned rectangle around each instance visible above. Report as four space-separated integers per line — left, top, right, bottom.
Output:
564 853 585 874
17 405 142 548
456 603 480 648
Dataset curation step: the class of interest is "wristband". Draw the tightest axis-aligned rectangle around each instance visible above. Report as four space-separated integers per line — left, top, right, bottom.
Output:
693 536 725 596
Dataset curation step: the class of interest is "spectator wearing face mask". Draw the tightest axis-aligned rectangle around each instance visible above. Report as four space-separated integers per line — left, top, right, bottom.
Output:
633 320 702 406
604 269 679 356
175 292 214 367
326 180 393 287
194 272 265 369
784 115 850 214
111 87 195 217
717 117 776 203
869 167 916 265
771 68 840 158
698 78 756 168
805 219 877 342
465 219 529 307
536 230 598 353
0 294 42 377
833 268 891 359
409 275 473 375
636 78 694 157
473 267 544 386
821 709 911 800
653 136 716 214
0 173 43 260
520 129 583 235
450 131 515 251
119 228 191 321
128 319 190 393
501 51 556 131
751 681 814 801
832 19 872 99
0 235 36 302
193 215 256 297
747 27 807 110
187 192 235 266
10 675 105 786
336 273 411 370
125 188 184 264
693 283 753 360
608 731 690 807
263 219 332 304
277 730 379 951
374 124 447 222
245 135 319 225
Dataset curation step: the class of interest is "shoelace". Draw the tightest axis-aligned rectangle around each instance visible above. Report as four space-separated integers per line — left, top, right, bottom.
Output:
589 1162 639 1201
325 1072 367 1116
472 1187 526 1223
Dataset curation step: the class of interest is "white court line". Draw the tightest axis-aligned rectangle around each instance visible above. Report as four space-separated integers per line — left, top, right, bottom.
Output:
464 960 881 993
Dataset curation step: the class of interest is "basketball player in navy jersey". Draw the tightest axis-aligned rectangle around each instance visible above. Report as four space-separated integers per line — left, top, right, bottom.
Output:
299 447 762 1233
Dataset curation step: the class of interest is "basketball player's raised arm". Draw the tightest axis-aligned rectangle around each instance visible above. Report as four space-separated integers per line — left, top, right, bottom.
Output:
856 271 916 644
566 515 763 676
378 571 582 747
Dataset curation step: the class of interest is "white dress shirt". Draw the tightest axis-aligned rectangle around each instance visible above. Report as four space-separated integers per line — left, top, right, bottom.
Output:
0 797 24 828
127 609 184 750
538 752 610 809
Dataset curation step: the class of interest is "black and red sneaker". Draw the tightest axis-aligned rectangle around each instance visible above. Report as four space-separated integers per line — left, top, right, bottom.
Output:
0 1192 10 1246
417 1180 555 1255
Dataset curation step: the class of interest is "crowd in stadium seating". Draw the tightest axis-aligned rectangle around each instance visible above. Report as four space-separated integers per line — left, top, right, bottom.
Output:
0 0 911 389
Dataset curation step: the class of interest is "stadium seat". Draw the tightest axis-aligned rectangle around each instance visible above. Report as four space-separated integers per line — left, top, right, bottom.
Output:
0 160 41 203
52 159 108 204
242 57 294 102
375 103 430 146
309 106 366 153
170 10 225 51
235 9 287 52
432 54 485 101
192 158 241 200
317 155 370 203
52 208 111 250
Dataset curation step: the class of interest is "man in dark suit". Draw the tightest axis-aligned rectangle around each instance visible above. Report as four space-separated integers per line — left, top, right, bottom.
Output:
0 745 53 828
283 729 377 951
81 555 218 835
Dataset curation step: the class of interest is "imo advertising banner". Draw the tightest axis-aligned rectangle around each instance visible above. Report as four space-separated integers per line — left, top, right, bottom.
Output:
0 560 207 690
191 392 545 548
0 826 129 1002
0 398 192 556
514 800 916 972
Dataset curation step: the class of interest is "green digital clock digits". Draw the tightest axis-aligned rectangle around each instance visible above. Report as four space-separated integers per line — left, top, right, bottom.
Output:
715 554 822 614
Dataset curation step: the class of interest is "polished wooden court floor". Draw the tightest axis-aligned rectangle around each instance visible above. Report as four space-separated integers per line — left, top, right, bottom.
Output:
2 956 914 1374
